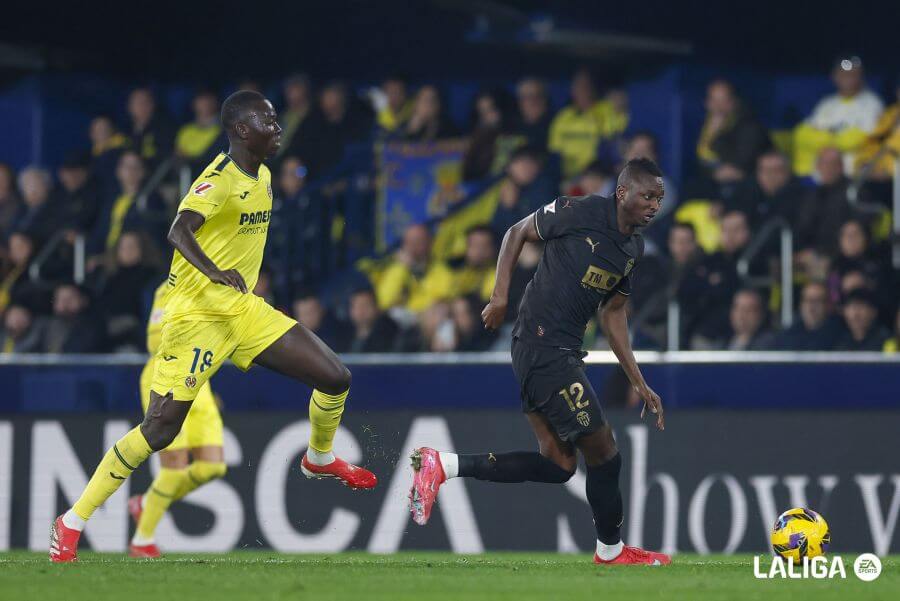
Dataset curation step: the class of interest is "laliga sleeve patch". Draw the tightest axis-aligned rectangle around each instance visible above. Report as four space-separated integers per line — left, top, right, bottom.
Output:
193 182 215 196
543 199 556 214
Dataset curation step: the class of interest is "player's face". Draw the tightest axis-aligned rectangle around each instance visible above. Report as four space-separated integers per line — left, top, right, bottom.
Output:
245 100 282 159
621 176 664 227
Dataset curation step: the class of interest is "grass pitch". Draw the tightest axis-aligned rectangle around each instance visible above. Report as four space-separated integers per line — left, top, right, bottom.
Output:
0 551 896 601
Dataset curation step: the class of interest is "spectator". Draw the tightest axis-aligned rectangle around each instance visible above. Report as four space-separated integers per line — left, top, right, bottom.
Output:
795 148 856 256
883 308 900 353
571 160 615 197
723 288 775 350
37 283 104 353
0 232 35 312
450 226 497 301
836 289 890 351
793 56 884 175
291 291 349 349
95 231 161 351
549 69 628 180
278 74 313 158
774 282 844 350
175 89 223 162
685 210 751 348
374 76 412 134
14 166 59 246
490 146 555 237
462 88 518 181
450 295 496 351
270 156 325 289
89 115 130 193
374 223 453 314
344 287 399 353
88 151 167 263
0 163 21 238
513 77 553 150
696 80 771 191
630 223 702 350
401 85 457 142
829 219 886 286
54 150 102 234
856 80 900 180
294 80 373 179
127 87 175 169
729 151 804 228
0 304 44 353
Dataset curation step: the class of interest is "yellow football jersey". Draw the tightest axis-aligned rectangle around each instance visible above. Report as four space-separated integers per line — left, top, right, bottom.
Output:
165 153 273 321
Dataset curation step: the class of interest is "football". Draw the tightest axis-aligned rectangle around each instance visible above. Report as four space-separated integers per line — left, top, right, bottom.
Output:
771 507 831 561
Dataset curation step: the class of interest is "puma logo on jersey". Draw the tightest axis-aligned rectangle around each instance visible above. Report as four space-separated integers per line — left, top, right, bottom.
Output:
193 182 215 196
585 237 601 253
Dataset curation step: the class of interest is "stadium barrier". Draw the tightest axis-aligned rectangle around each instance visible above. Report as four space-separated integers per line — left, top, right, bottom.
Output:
2 409 898 554
1 352 898 412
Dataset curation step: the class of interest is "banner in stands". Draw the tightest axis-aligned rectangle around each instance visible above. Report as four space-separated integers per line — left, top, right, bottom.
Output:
378 140 474 249
1 410 898 554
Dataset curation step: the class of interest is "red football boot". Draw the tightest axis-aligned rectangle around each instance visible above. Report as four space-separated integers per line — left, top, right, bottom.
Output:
594 545 671 566
49 515 81 563
128 495 143 525
408 447 446 526
301 454 377 490
129 542 161 559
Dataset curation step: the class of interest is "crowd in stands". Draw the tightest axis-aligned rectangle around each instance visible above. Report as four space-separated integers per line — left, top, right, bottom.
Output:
0 56 898 354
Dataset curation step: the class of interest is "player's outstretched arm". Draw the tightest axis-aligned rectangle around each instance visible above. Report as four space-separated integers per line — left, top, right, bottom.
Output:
600 292 664 430
482 214 541 329
168 210 248 293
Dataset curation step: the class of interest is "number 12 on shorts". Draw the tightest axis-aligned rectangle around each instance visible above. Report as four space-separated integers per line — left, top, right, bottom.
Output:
190 347 214 373
559 382 588 411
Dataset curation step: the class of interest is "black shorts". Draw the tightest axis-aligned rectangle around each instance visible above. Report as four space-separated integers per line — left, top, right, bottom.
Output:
510 337 604 443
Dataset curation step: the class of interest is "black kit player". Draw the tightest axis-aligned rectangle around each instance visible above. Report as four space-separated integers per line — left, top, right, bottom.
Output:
409 158 670 566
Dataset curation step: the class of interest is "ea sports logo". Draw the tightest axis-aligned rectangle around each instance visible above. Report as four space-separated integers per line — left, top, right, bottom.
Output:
853 553 881 582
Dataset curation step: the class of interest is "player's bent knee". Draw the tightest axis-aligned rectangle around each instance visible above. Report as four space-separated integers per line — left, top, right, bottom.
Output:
189 460 227 483
320 364 351 395
140 421 181 452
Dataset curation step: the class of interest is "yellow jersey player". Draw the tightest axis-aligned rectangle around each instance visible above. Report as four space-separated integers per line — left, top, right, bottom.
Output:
127 281 226 559
51 91 377 563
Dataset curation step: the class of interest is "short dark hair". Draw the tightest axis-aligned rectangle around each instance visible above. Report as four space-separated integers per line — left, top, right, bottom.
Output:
617 157 663 187
221 89 266 131
582 159 613 179
843 288 876 309
466 224 495 241
671 221 696 237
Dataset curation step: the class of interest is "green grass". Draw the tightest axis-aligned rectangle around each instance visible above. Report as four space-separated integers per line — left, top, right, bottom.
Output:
0 552 897 601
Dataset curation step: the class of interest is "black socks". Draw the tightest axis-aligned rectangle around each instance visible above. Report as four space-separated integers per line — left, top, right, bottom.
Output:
585 452 623 544
457 451 574 483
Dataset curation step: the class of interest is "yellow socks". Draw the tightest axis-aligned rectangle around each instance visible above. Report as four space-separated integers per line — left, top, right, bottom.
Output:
72 426 152 521
308 389 347 454
135 467 188 541
135 461 226 542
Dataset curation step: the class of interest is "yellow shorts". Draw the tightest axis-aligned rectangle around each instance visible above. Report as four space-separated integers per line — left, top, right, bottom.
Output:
150 293 296 402
140 357 223 451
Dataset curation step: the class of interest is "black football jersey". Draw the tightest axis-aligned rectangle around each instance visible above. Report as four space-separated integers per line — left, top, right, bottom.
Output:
512 195 644 349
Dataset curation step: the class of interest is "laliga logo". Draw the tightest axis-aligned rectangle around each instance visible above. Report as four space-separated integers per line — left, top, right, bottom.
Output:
753 554 882 581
